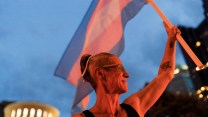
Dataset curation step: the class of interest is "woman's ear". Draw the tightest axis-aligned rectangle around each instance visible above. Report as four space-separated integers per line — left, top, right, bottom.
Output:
95 68 106 81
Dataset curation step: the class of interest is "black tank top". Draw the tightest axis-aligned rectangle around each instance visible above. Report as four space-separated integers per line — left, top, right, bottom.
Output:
82 103 140 117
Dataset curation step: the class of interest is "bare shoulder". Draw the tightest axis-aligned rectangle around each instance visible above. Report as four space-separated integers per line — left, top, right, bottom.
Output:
122 94 141 116
123 93 141 106
71 113 85 117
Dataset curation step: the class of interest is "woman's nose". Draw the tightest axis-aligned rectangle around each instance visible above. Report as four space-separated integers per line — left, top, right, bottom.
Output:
123 70 129 78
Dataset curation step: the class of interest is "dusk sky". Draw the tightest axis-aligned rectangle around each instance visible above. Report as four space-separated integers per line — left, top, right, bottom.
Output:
0 0 205 116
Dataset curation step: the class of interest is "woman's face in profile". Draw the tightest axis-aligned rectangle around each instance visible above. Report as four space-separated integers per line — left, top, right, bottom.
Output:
101 56 129 94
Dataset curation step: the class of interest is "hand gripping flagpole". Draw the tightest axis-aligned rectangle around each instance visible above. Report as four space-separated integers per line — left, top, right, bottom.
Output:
146 0 207 71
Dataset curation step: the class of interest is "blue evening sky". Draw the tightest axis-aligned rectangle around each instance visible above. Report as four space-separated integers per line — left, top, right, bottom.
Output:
0 0 204 116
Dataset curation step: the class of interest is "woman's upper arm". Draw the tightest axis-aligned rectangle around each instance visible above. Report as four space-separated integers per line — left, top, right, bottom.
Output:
123 75 172 117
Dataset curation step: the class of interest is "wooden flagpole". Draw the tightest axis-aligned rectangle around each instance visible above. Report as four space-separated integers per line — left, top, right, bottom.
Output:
146 0 206 71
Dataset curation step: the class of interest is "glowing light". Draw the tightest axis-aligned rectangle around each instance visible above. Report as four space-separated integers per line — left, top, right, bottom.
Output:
199 94 203 98
197 90 201 94
30 108 35 117
196 41 201 47
11 110 16 117
188 92 192 96
176 91 180 95
37 109 42 117
181 65 188 70
17 108 22 117
206 62 208 67
196 86 208 100
43 111 48 117
174 68 180 74
195 67 201 71
23 108 29 117
201 87 205 91
48 113 53 117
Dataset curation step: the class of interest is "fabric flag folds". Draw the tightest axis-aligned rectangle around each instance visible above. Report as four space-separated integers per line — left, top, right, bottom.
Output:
54 0 146 114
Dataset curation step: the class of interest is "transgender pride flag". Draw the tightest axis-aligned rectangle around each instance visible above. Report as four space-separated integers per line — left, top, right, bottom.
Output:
55 0 146 114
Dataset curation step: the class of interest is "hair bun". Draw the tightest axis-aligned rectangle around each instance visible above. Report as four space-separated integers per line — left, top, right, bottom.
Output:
80 54 92 80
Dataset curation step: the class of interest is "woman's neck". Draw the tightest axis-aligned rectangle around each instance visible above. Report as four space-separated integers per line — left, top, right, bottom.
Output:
92 90 121 116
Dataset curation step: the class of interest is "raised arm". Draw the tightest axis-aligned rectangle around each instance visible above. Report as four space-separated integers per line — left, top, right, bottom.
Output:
124 22 181 117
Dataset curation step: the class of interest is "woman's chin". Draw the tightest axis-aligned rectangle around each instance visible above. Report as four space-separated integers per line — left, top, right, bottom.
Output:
119 85 128 94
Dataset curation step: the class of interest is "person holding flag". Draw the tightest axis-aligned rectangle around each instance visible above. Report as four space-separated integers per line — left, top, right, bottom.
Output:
55 0 147 114
72 22 181 117
56 0 202 116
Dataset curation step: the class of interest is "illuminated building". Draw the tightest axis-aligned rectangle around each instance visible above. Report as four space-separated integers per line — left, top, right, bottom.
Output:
178 0 208 100
166 65 195 94
0 101 59 117
178 0 208 91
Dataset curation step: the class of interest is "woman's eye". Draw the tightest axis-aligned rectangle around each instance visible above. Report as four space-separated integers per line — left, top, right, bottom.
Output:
117 65 124 72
